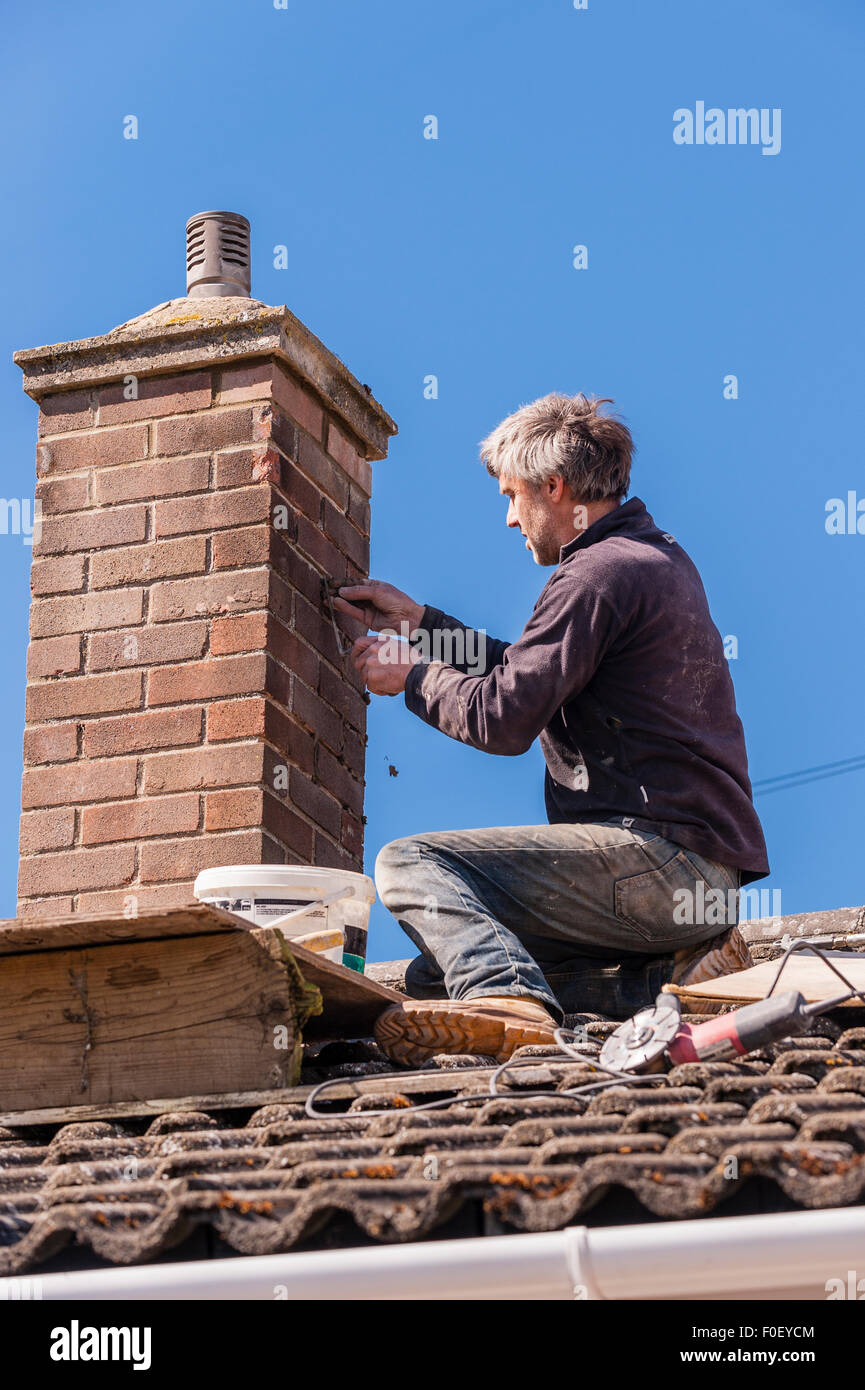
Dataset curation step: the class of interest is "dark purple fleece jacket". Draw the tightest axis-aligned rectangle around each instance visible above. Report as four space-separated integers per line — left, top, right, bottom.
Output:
404 497 769 883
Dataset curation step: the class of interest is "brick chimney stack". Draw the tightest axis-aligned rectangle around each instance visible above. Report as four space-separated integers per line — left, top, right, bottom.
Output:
14 212 396 919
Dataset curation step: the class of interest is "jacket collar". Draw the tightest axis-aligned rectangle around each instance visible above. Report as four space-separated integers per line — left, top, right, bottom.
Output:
558 496 648 562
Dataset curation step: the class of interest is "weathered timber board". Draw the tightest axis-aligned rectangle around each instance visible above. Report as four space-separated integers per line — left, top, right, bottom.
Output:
0 1067 495 1129
0 906 403 1113
260 932 403 1040
665 949 865 1010
0 904 402 1038
0 903 241 956
0 929 312 1111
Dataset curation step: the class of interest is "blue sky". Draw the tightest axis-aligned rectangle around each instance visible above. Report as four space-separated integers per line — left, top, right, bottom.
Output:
1 0 862 959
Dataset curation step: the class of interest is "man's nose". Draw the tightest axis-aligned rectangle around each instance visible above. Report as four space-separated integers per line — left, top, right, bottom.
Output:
506 500 519 528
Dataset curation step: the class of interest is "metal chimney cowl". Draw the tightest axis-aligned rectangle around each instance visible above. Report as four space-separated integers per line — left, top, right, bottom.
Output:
185 210 251 298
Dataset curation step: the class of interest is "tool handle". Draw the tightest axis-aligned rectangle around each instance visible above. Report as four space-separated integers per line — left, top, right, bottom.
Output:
668 989 809 1064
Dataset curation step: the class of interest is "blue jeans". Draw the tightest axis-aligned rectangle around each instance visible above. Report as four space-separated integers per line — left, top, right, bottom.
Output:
374 819 741 1024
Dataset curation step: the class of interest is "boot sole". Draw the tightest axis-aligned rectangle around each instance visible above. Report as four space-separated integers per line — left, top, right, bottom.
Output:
374 1002 557 1068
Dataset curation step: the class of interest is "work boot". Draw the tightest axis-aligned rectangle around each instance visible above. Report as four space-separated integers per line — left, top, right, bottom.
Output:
671 924 753 988
374 995 558 1068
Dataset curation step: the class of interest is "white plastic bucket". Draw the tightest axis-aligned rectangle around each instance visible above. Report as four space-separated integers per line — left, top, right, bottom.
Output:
193 865 376 969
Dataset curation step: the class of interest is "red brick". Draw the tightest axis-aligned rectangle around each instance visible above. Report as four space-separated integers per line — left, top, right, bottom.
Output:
83 706 202 757
203 786 261 831
267 617 319 689
206 697 265 742
342 725 366 779
264 702 315 776
313 831 357 871
327 419 373 493
22 758 137 810
93 454 210 506
294 510 348 581
261 791 314 860
154 484 271 539
98 370 212 425
210 612 268 656
22 723 78 766
297 432 350 510
77 882 200 915
341 809 364 860
18 896 75 918
319 659 367 732
288 768 341 838
266 405 299 462
37 424 148 475
216 785 313 850
89 622 208 671
273 550 321 608
20 807 76 854
148 653 266 706
139 830 282 883
154 407 253 457
206 698 314 775
272 367 323 441
212 524 279 571
90 537 207 589
26 670 142 722
33 588 144 640
217 362 274 404
30 554 86 597
18 845 136 896
316 743 364 815
214 446 283 489
282 459 322 522
143 742 264 794
294 592 344 659
35 504 147 557
347 482 371 534
38 390 95 437
292 678 343 753
35 474 90 513
82 793 199 845
264 652 290 709
150 568 269 623
322 498 368 571
26 634 81 680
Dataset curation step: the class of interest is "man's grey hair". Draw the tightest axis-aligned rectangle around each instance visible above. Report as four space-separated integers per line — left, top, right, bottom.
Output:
479 392 633 502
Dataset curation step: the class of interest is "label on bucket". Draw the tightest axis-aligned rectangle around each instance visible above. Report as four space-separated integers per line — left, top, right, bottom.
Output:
252 896 328 925
216 896 328 927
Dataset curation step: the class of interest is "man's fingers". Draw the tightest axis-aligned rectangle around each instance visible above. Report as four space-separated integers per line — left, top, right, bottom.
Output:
351 634 379 673
332 596 369 622
338 584 377 599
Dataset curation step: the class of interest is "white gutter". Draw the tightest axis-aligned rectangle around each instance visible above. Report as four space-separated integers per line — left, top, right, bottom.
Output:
5 1207 863 1300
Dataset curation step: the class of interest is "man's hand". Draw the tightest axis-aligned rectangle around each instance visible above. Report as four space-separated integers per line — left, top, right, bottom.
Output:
352 633 422 696
334 580 424 634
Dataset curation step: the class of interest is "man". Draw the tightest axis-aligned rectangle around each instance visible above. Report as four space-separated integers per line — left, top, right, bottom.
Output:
335 393 768 1067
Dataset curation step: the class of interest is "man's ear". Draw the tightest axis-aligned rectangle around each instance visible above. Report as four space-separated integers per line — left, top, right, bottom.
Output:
547 474 566 503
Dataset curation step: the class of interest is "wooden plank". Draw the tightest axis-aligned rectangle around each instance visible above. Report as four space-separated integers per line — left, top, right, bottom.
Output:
262 932 403 1040
0 902 244 956
0 903 402 1116
0 905 403 1037
0 1067 497 1129
0 928 318 1111
665 950 865 1011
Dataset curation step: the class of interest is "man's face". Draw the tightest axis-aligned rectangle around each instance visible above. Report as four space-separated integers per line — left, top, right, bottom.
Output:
499 473 562 566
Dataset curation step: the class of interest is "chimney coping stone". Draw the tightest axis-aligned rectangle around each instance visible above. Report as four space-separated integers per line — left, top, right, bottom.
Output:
14 296 397 461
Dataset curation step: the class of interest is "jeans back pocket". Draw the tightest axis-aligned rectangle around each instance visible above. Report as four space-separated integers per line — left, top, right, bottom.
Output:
614 849 728 948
